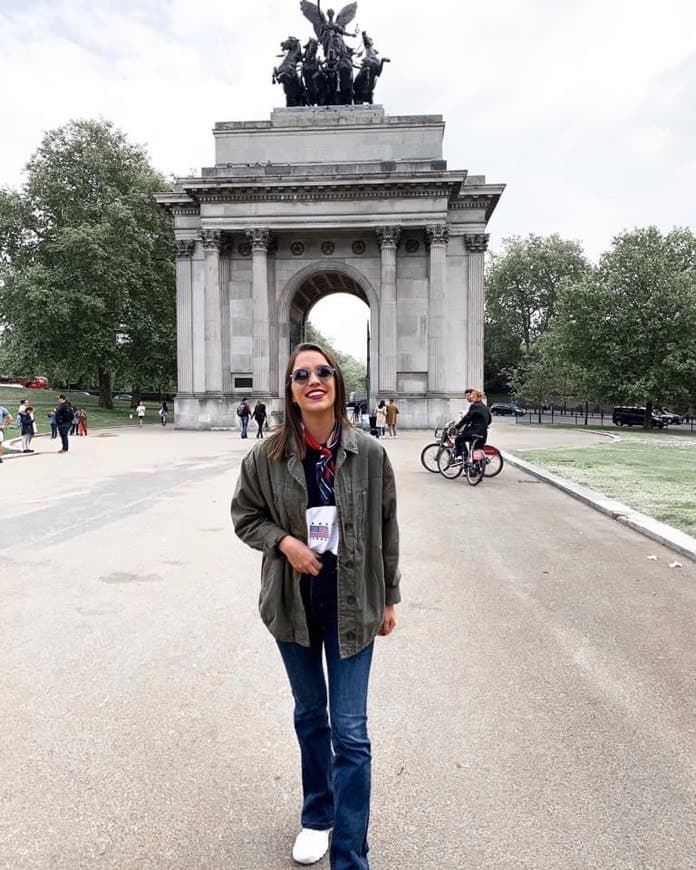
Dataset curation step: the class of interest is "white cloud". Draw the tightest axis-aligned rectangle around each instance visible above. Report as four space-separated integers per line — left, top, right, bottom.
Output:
2 0 696 353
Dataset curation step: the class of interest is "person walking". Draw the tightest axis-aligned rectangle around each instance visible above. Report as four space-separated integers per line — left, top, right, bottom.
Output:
0 405 14 463
231 343 400 870
48 408 58 439
237 397 251 439
70 405 80 436
19 404 35 453
385 399 399 438
252 400 267 439
375 400 387 438
136 401 146 428
17 398 27 431
159 401 169 427
55 395 73 454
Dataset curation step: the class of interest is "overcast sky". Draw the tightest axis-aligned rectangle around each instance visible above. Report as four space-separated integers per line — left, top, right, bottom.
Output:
2 0 695 360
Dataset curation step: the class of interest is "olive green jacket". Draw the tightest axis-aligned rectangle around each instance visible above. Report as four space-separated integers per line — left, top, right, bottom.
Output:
230 426 401 659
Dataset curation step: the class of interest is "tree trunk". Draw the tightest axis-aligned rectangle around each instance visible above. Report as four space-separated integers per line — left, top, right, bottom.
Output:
131 385 141 409
98 368 113 409
644 401 653 430
584 400 589 426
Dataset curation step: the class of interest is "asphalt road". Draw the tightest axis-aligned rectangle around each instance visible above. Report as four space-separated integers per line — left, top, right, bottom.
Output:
1 425 694 870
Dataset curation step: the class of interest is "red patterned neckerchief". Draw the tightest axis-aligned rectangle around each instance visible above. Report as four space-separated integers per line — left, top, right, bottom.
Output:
303 422 341 505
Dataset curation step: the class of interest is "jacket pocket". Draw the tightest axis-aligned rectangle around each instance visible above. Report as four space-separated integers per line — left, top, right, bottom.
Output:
259 555 284 628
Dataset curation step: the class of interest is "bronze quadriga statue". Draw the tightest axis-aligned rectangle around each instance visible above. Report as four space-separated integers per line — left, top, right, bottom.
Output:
272 1 389 107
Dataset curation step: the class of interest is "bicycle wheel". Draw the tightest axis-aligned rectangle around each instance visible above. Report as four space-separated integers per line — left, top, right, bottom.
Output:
483 445 504 477
437 447 463 479
465 454 486 486
420 442 442 473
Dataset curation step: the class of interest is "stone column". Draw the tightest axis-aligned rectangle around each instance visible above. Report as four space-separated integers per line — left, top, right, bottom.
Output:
201 229 223 394
376 225 401 394
175 240 195 396
246 228 272 395
426 224 449 393
219 235 234 395
465 233 489 390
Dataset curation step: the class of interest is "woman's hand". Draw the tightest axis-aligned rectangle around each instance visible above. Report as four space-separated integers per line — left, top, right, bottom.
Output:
379 604 397 636
278 535 322 576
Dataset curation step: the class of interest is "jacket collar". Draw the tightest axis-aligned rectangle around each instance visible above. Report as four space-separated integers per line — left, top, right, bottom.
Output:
340 425 360 454
286 423 359 487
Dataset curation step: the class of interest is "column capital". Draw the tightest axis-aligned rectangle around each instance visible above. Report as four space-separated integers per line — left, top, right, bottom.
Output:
376 225 402 249
464 233 490 253
200 229 223 252
425 224 449 246
174 239 196 258
245 227 273 251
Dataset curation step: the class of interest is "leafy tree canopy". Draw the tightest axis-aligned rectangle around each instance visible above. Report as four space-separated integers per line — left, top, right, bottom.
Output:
485 233 590 391
552 226 696 413
0 119 175 407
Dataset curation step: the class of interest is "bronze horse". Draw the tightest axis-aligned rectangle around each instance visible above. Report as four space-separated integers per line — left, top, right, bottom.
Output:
353 31 390 105
302 38 322 106
272 37 305 107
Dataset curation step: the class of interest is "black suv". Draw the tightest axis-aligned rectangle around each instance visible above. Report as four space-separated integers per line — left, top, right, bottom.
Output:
490 402 526 416
612 407 665 428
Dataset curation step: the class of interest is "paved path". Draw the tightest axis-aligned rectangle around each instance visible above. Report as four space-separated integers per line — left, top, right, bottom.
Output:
1 425 695 869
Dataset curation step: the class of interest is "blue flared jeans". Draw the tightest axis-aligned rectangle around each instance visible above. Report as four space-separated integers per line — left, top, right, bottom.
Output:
278 572 373 870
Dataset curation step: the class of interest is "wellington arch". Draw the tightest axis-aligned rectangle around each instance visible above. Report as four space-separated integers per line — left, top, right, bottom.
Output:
156 106 504 429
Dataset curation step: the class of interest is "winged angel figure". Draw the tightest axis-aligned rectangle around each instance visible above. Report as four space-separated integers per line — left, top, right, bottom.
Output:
300 0 358 62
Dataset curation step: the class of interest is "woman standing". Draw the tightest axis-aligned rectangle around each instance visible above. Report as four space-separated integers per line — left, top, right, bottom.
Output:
231 343 400 870
159 401 169 427
252 400 267 438
48 408 58 439
77 408 88 436
19 405 35 453
375 400 387 438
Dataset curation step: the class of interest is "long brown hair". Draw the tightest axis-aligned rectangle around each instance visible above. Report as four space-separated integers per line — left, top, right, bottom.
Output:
268 342 352 461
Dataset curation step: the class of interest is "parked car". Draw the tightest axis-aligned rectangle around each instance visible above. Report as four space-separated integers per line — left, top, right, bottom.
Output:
490 402 526 416
612 407 665 428
658 409 682 425
113 393 133 401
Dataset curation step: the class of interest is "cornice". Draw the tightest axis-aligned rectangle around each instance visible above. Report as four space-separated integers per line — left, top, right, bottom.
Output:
191 184 453 204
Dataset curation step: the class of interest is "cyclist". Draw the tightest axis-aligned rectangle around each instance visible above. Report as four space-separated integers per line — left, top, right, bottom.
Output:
454 388 492 462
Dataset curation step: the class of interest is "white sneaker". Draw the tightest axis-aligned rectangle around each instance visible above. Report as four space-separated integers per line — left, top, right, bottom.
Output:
292 828 331 864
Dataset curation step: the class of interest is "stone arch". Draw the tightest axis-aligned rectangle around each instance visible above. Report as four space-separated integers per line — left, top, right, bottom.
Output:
277 259 379 399
278 259 379 322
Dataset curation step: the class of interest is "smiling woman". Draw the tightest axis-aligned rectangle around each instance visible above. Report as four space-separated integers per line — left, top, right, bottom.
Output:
231 341 401 869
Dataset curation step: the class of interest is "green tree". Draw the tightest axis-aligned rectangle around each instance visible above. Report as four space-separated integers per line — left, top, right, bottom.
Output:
305 322 367 397
485 234 590 391
510 329 594 422
553 227 696 425
0 119 175 407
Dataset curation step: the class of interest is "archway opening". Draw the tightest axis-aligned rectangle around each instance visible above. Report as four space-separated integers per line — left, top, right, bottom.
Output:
289 270 371 401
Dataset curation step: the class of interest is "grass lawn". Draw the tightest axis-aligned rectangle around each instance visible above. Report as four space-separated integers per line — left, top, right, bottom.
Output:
517 429 696 537
0 387 170 453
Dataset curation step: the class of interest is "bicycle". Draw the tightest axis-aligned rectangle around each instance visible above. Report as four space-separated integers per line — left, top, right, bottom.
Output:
420 422 456 473
421 424 504 478
437 435 500 486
